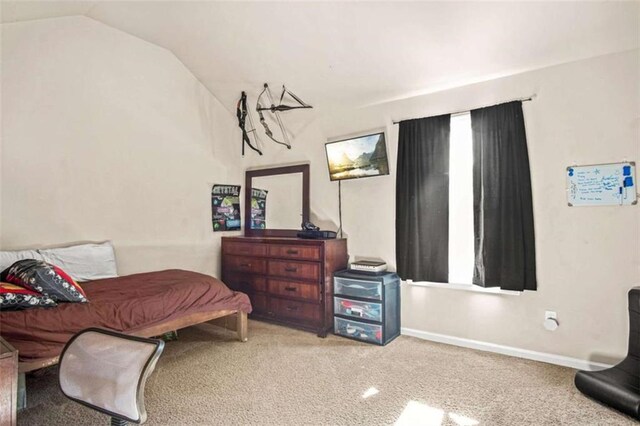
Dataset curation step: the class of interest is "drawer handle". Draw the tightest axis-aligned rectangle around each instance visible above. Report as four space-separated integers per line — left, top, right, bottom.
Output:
284 286 297 292
286 306 299 311
284 267 298 273
240 263 251 268
286 249 299 255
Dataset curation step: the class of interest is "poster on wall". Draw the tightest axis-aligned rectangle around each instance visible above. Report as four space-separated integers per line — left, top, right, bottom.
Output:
250 188 268 230
211 184 241 231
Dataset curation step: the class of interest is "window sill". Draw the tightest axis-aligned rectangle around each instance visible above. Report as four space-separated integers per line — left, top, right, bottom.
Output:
404 279 521 296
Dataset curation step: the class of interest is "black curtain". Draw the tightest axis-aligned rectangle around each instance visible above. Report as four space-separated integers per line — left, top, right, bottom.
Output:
471 101 536 291
396 114 450 282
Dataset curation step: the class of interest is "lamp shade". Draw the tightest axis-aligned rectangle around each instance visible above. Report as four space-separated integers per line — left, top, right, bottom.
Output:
58 328 164 424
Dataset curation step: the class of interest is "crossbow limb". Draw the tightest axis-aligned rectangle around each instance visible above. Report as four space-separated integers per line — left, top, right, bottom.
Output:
256 84 314 113
236 91 263 156
256 83 291 149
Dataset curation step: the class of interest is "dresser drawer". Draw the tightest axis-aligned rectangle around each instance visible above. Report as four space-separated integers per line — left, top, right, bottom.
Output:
225 256 267 274
270 297 320 323
224 242 267 257
267 244 321 261
269 279 319 302
268 260 320 281
224 272 267 293
250 293 268 315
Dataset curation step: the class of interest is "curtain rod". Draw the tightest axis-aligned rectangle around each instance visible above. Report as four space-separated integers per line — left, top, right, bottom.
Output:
392 94 536 125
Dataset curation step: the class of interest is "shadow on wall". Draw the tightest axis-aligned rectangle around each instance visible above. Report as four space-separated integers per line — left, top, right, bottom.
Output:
115 240 239 277
309 211 342 236
0 240 105 251
588 352 626 369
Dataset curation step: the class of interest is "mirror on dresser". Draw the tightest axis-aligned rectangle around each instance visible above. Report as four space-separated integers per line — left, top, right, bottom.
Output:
244 164 310 237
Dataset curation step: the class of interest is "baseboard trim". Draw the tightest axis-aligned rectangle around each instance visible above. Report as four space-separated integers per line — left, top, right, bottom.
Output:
401 327 613 371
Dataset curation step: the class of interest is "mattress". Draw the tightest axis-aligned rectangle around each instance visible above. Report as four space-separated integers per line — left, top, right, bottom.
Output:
0 269 252 361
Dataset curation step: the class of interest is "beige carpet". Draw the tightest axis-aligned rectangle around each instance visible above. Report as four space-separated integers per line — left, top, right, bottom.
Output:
18 320 634 425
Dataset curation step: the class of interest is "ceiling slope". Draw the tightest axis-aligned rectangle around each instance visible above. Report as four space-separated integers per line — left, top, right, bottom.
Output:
2 1 639 110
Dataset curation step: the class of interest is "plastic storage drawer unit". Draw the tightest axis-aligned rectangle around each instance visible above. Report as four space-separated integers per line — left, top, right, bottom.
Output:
333 270 400 346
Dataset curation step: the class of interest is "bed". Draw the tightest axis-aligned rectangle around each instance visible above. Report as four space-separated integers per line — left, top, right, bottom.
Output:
0 269 252 373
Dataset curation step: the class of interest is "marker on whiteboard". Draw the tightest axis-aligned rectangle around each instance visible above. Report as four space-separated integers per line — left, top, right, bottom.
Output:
619 186 623 205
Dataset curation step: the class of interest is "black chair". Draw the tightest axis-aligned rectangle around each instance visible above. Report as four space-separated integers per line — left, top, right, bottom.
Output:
575 287 640 419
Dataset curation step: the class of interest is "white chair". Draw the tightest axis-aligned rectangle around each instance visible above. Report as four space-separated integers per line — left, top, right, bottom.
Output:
58 328 164 425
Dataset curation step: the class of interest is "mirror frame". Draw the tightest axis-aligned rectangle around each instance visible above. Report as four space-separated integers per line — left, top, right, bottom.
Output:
244 164 310 237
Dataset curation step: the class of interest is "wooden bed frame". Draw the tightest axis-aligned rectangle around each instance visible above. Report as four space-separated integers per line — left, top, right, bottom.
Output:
18 309 248 373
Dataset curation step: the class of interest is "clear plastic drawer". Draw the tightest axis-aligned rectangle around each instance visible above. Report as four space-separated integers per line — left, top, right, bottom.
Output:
333 277 382 300
334 317 383 344
334 297 382 322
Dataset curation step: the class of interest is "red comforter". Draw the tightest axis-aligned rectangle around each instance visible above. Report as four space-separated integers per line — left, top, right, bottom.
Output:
0 269 252 361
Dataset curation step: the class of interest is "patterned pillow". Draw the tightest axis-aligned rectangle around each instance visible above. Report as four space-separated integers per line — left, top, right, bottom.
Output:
0 259 88 303
0 282 57 311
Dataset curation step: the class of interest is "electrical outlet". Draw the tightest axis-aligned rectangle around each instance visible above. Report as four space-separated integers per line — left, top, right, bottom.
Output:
544 310 559 331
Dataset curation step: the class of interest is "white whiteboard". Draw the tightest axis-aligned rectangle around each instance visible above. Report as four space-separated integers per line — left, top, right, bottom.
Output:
567 162 636 206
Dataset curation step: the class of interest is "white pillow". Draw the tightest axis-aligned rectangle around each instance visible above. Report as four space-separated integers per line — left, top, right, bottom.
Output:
0 249 45 272
38 242 118 282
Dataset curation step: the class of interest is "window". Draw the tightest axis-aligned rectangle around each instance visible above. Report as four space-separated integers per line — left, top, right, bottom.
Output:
448 112 474 285
396 101 535 292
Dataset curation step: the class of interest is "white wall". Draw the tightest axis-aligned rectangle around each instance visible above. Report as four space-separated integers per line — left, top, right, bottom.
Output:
244 50 640 362
0 16 241 276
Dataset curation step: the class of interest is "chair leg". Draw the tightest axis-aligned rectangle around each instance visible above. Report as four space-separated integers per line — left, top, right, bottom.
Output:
110 417 127 426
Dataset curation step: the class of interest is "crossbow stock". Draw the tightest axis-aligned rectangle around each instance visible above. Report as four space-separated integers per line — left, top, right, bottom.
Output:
236 91 263 156
256 83 313 149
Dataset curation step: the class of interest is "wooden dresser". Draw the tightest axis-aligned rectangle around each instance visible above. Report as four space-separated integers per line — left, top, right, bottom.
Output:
221 236 348 336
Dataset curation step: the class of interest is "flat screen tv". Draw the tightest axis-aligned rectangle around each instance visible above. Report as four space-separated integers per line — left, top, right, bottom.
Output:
325 132 389 181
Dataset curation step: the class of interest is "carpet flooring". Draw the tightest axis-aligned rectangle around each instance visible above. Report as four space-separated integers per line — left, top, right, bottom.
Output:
18 320 634 425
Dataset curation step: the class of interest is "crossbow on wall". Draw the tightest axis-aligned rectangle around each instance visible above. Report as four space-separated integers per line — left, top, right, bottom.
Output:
236 91 263 156
256 83 313 150
237 84 313 155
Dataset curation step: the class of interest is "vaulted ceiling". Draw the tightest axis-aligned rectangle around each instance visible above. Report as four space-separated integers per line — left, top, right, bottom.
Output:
2 1 639 111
